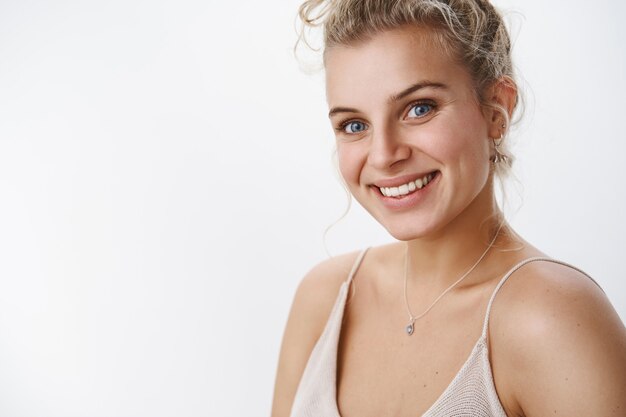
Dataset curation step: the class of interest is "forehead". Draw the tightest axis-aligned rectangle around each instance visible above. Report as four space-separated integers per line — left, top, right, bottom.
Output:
324 26 475 105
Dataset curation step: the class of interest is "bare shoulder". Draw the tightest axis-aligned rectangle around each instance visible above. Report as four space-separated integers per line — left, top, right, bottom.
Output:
296 249 370 330
271 248 367 417
490 259 626 416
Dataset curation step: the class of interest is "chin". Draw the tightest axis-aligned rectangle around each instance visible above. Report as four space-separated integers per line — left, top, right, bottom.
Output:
379 218 440 242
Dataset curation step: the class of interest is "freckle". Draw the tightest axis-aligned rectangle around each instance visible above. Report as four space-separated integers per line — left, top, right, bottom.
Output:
577 323 580 327
435 371 439 375
423 384 427 388
565 378 568 381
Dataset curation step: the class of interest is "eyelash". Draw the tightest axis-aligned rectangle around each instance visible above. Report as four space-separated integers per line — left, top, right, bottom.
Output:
406 100 437 119
336 120 366 134
334 100 437 135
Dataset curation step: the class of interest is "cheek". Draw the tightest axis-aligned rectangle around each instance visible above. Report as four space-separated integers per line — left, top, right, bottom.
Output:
417 125 472 165
436 110 490 164
336 144 362 184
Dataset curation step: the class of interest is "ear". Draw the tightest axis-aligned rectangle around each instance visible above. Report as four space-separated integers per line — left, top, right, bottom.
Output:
485 76 518 139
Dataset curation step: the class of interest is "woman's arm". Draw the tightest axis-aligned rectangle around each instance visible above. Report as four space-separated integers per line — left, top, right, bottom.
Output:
271 252 360 417
491 262 626 416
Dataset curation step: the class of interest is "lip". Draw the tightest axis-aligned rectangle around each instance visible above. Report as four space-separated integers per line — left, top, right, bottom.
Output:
372 170 441 210
373 170 439 188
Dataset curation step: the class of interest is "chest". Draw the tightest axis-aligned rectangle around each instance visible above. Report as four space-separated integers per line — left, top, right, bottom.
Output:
336 287 492 417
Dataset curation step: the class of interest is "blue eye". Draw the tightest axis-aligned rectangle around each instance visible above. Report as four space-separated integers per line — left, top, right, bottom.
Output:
407 103 433 118
343 121 367 134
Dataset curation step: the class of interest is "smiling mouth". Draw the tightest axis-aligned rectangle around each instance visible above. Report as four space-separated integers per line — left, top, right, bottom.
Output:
378 171 439 198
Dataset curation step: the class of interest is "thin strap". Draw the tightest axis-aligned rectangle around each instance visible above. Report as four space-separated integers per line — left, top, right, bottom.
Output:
346 247 370 285
480 257 604 338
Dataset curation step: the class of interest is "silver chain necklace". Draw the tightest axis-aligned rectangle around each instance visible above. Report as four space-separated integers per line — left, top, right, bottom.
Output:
403 222 503 336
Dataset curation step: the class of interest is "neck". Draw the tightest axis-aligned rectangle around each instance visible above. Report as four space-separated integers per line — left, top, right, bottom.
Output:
404 183 506 291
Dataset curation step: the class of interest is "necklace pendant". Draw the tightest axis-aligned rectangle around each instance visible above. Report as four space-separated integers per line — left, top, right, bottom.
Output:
406 322 414 336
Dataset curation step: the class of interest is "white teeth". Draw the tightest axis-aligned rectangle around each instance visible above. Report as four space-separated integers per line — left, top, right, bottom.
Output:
379 172 436 198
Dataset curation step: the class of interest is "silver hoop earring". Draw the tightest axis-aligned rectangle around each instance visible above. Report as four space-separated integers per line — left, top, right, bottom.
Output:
492 136 507 165
491 124 508 165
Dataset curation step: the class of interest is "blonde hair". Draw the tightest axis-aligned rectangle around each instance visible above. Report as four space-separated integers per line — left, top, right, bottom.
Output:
297 0 522 180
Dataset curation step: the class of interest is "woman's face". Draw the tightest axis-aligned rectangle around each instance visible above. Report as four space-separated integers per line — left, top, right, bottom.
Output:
325 26 497 241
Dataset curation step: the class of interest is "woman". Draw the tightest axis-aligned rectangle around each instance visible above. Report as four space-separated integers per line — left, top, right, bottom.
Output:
272 0 626 416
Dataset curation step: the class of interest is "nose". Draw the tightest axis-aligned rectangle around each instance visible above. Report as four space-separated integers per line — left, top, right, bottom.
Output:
367 124 411 170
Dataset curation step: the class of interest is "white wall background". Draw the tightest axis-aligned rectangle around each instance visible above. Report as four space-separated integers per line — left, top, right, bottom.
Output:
0 0 624 415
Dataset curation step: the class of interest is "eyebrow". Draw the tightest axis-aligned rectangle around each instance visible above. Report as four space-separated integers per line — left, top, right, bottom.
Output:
390 81 448 102
328 81 448 118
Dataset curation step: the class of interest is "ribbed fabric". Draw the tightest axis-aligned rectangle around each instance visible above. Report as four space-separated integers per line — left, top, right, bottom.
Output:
290 250 603 417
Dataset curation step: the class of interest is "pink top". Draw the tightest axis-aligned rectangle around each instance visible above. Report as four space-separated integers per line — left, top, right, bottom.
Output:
290 249 602 417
